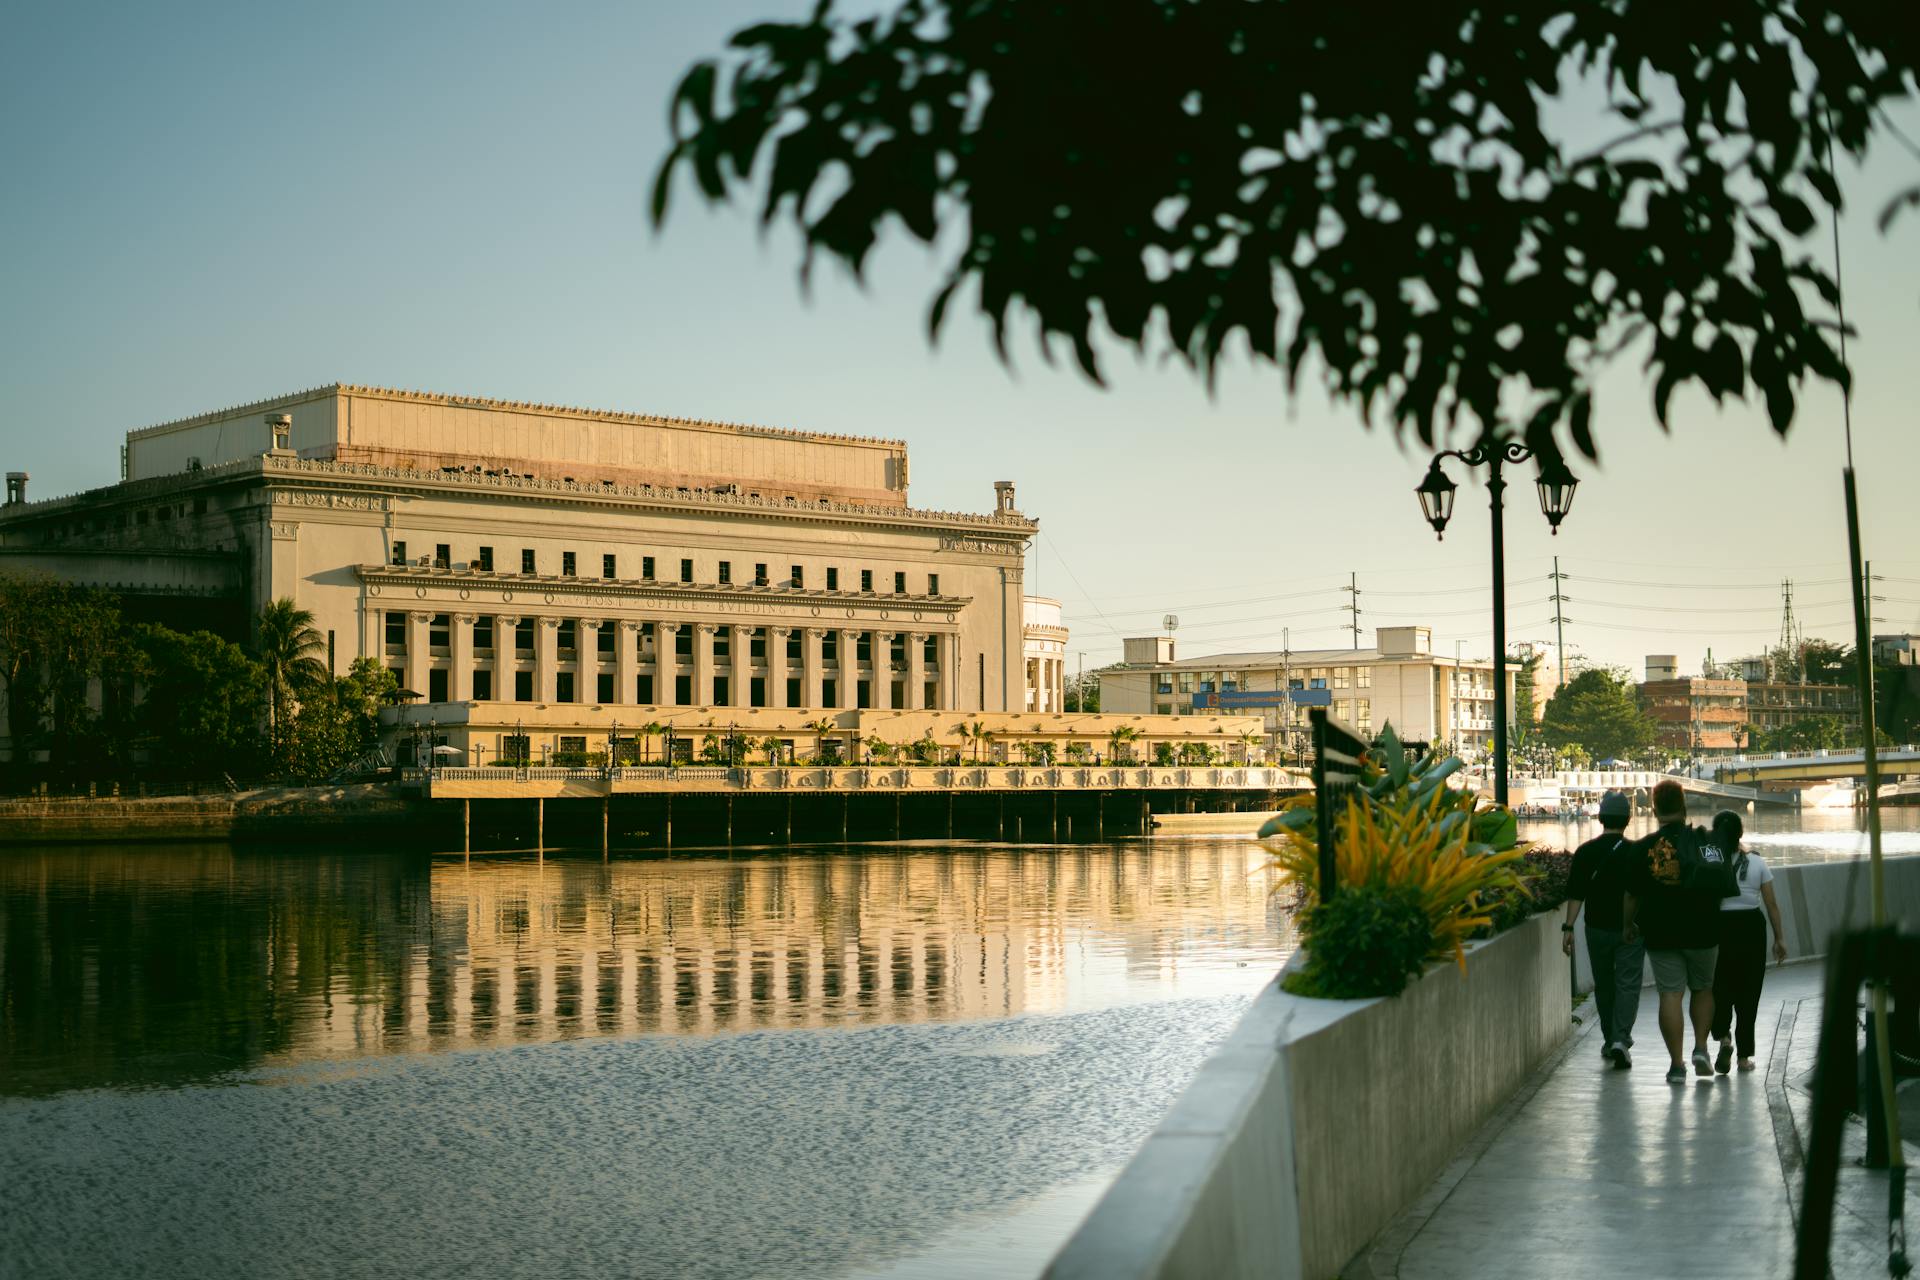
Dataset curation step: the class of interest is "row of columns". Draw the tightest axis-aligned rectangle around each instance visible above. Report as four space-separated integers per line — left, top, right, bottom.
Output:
1027 655 1067 712
399 613 958 709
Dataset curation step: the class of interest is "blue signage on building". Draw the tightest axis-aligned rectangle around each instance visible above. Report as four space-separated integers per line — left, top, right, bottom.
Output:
1191 688 1333 711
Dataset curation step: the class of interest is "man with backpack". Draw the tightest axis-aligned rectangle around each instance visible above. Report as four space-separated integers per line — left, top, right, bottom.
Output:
1622 780 1739 1083
1563 790 1641 1069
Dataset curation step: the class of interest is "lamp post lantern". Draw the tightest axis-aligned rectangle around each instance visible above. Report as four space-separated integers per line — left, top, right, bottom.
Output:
1416 432 1579 808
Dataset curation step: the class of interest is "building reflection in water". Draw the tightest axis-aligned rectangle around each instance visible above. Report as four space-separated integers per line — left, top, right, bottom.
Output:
0 842 1294 1095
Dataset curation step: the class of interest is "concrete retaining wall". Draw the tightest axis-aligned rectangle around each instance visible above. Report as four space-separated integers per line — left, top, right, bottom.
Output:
1570 853 1920 990
0 784 444 844
1045 911 1569 1280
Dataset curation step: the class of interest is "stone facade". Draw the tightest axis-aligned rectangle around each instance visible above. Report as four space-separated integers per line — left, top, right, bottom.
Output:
1022 595 1068 712
1 386 1038 734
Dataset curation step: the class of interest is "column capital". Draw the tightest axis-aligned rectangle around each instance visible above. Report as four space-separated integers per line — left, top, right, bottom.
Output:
909 631 929 642
409 610 432 623
770 625 794 638
616 619 640 633
578 617 603 628
806 627 828 639
454 612 478 624
538 616 561 629
697 622 720 635
497 614 521 627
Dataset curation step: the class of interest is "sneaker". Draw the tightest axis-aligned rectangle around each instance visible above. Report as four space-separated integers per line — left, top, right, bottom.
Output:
1737 1058 1756 1072
1615 1045 1632 1070
1715 1042 1733 1074
1692 1048 1712 1077
1666 1064 1688 1083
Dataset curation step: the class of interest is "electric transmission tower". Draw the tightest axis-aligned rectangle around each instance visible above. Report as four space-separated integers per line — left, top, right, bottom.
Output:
1343 572 1363 650
1548 556 1571 693
1775 579 1804 683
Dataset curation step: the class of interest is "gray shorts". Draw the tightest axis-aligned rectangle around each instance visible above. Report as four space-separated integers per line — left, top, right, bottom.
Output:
1649 947 1718 993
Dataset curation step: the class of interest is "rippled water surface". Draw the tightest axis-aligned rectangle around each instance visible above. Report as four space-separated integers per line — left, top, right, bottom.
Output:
0 839 1293 1279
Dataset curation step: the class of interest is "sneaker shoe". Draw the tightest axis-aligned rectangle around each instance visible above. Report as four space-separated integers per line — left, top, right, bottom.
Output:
1666 1064 1687 1083
1715 1042 1733 1074
1692 1048 1712 1077
1615 1045 1632 1070
1737 1058 1756 1072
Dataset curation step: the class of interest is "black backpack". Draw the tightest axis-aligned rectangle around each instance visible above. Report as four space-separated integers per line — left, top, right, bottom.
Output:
1683 826 1741 899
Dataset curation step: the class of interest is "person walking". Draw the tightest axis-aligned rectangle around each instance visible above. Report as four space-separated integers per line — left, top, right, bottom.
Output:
1622 780 1736 1084
1708 810 1788 1074
1563 790 1642 1069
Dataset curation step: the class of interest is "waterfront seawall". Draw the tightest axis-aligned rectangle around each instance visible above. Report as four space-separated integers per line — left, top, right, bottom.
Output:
0 785 445 844
1045 911 1569 1280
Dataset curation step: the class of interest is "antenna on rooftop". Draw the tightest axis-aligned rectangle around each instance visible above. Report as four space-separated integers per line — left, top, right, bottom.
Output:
1162 613 1179 635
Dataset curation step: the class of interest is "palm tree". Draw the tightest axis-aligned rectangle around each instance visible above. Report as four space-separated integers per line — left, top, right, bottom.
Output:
639 720 665 763
1108 725 1140 765
256 597 326 763
760 733 785 765
809 716 838 764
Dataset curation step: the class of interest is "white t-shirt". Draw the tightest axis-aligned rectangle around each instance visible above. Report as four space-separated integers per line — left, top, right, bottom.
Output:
1721 851 1773 911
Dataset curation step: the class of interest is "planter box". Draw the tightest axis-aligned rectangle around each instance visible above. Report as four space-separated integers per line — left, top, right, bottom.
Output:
1045 911 1568 1280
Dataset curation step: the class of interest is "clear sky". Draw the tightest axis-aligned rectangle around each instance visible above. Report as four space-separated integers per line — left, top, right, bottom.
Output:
4 1 1917 679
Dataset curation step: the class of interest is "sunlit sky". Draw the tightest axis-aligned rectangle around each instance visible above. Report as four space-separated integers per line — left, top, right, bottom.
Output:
4 1 1917 678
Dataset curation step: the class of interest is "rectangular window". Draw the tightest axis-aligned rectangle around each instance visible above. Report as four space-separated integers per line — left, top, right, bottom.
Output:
428 669 449 702
429 614 450 647
556 672 575 704
516 620 534 654
477 545 494 572
1334 668 1350 689
559 735 586 757
597 626 614 657
787 631 803 660
856 679 871 709
856 633 872 662
675 674 692 703
514 670 533 701
642 555 656 580
390 541 407 567
713 676 729 705
385 611 406 650
434 543 450 570
924 635 937 664
680 558 694 583
750 629 766 659
675 628 692 658
750 677 766 708
1309 678 1327 690
1357 666 1372 688
928 573 939 595
824 633 839 661
597 673 615 703
826 567 839 591
521 548 536 574
602 553 616 579
754 563 768 586
714 629 730 658
894 571 906 594
473 670 492 701
860 569 874 593
786 677 802 706
718 561 732 585
822 678 837 706
503 733 530 764
636 674 654 704
791 564 804 588
558 620 576 653
562 551 577 577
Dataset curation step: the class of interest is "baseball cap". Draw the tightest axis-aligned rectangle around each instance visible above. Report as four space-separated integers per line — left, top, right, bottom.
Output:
1598 790 1631 822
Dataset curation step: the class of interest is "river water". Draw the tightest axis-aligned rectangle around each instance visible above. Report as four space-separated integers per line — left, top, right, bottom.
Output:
5 812 1914 1279
0 838 1294 1280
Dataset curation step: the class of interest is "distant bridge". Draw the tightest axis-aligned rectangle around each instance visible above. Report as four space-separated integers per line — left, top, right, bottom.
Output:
1716 745 1920 788
1554 770 1775 806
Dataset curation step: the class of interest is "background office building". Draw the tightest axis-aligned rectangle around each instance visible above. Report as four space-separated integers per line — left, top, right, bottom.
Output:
1098 626 1521 757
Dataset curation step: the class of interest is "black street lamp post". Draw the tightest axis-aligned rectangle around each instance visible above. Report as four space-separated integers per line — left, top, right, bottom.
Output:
1416 432 1579 808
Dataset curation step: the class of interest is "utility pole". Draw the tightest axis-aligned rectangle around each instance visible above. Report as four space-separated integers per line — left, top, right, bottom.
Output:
1343 572 1362 649
1548 555 1570 694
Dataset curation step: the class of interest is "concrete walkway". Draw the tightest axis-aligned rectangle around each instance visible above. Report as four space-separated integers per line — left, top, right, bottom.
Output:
1359 962 1826 1280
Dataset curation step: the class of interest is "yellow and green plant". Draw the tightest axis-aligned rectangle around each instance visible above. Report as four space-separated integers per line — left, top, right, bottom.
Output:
1263 724 1530 975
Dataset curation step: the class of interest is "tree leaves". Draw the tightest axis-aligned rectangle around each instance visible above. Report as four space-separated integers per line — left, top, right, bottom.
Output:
652 1 1919 460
